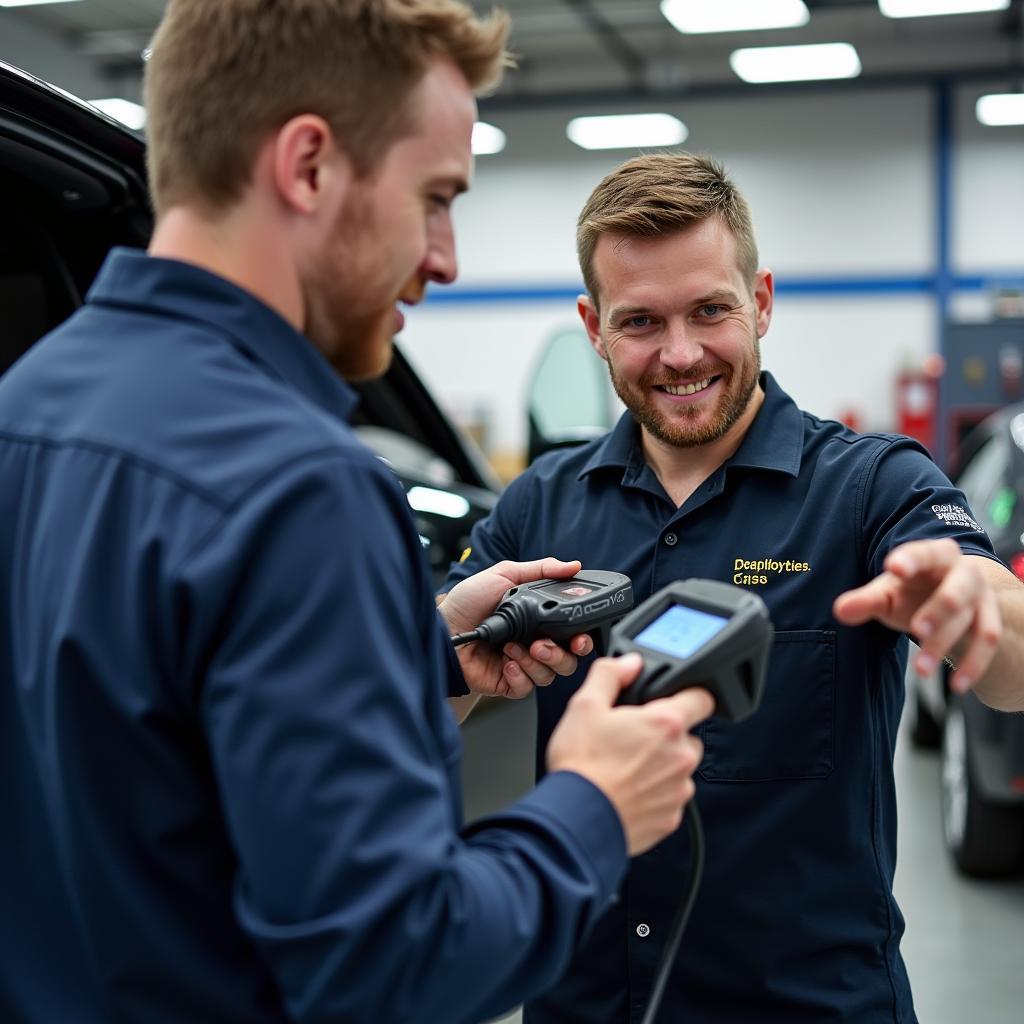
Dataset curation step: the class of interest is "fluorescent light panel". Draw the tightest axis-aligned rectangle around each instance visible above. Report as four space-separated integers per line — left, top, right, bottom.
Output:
89 98 146 130
472 121 506 156
566 113 687 151
976 93 1024 126
0 0 83 7
878 0 1009 17
660 0 809 34
730 42 862 83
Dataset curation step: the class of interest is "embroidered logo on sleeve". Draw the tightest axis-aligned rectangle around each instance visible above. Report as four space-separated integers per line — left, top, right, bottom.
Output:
931 503 983 532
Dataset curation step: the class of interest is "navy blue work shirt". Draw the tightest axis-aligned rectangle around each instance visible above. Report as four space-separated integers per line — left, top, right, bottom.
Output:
445 373 1000 1024
0 248 628 1024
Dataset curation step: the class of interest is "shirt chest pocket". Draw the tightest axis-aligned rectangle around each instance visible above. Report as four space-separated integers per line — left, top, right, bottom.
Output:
698 629 835 782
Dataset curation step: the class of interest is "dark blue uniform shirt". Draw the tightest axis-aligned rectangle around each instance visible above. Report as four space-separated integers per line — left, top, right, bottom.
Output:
0 248 628 1024
445 373 1000 1024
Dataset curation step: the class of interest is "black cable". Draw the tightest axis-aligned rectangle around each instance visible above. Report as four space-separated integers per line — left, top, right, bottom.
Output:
450 603 531 648
640 799 705 1024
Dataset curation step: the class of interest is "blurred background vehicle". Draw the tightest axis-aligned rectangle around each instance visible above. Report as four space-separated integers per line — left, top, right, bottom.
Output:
906 403 1024 876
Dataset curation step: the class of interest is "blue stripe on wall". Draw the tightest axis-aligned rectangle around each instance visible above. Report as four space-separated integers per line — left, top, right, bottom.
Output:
422 274 1024 304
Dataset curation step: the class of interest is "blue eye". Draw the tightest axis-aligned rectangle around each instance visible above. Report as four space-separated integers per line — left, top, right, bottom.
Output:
625 315 652 329
699 304 724 318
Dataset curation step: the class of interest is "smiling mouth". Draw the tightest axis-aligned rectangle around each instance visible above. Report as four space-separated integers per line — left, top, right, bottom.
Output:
658 376 718 396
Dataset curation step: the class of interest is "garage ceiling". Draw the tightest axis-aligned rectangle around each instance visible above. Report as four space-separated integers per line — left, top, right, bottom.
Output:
3 0 1023 108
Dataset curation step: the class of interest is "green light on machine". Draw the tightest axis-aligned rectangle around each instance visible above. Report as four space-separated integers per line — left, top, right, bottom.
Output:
989 487 1017 529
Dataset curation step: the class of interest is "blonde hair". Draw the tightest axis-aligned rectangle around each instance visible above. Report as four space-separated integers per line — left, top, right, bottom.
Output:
144 0 510 214
577 152 759 305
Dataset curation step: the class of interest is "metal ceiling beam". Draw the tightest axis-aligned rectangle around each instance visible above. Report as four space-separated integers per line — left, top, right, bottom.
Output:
560 0 649 91
479 62 1024 114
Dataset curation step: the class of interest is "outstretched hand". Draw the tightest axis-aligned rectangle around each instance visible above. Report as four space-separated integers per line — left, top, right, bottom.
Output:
439 558 595 698
833 538 1001 694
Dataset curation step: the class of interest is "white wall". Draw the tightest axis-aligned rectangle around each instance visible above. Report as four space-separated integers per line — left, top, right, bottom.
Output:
954 80 1024 275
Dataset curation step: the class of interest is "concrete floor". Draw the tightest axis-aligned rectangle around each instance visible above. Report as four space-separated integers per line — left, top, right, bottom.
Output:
460 694 1024 1024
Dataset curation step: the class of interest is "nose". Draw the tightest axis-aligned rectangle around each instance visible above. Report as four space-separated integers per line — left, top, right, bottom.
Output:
660 319 703 371
421 215 457 286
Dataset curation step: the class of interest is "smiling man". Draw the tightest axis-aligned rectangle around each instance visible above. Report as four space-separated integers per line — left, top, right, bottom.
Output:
446 151 1024 1023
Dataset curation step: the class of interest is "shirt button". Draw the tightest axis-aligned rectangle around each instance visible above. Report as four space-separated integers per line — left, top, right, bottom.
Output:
664 533 678 547
636 923 651 938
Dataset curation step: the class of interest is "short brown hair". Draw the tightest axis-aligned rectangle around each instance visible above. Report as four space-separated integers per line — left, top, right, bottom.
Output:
144 0 511 214
577 151 759 305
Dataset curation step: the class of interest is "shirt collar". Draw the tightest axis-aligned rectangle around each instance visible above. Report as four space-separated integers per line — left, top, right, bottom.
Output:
87 247 359 422
579 370 803 482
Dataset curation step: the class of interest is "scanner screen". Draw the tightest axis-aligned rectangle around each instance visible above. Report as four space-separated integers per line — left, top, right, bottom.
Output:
634 604 729 660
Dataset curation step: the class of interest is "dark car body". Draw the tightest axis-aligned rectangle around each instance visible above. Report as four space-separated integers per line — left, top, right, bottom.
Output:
0 59 498 585
907 403 1024 875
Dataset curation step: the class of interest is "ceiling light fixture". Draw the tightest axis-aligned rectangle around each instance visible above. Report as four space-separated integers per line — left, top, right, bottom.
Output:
730 42 862 83
88 98 146 130
660 0 810 34
566 113 687 151
0 0 83 7
878 0 1009 18
472 121 506 156
976 92 1024 125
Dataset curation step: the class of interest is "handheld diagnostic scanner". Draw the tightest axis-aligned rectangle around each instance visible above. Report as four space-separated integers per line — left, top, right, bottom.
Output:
450 570 633 654
610 578 773 721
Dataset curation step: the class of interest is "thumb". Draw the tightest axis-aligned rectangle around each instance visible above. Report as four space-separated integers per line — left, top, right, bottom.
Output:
498 557 582 586
579 652 644 706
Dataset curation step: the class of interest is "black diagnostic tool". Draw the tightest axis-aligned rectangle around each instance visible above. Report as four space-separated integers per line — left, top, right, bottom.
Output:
608 578 774 1024
611 578 773 721
450 570 633 653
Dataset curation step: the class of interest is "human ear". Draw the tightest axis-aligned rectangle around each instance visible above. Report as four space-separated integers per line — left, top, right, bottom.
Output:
271 114 352 217
752 269 774 339
577 294 607 360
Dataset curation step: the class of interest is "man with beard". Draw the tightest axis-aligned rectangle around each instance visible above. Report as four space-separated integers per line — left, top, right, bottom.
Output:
0 5 715 1024
444 151 1024 1023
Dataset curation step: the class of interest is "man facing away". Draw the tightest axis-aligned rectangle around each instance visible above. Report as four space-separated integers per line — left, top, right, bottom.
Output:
446 151 1024 1023
0 5 713 1023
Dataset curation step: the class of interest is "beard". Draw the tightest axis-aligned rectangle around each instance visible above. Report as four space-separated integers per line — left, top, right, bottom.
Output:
608 333 762 449
302 186 402 383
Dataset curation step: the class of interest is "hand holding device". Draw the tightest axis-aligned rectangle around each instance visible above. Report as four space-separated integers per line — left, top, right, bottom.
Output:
546 653 713 857
451 570 633 654
439 558 597 699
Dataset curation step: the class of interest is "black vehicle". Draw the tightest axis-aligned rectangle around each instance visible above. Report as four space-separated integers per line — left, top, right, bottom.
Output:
907 402 1024 876
0 60 498 586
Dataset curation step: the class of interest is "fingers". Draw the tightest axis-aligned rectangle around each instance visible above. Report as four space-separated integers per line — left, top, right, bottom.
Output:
657 686 716 732
835 541 1002 694
497 658 541 699
885 537 961 580
501 631 594 690
833 574 897 626
948 586 1002 693
910 558 1001 688
503 642 557 688
907 552 982 644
